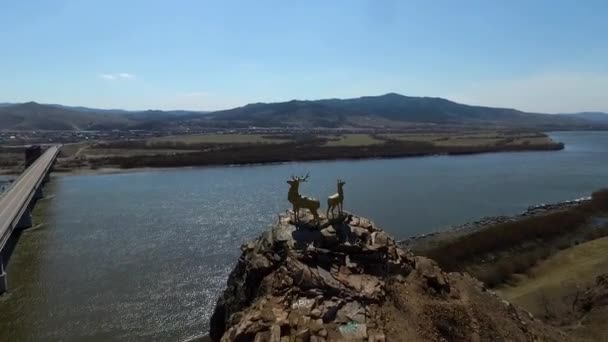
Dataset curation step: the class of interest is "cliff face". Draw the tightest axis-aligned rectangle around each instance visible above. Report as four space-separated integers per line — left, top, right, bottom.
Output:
209 212 577 341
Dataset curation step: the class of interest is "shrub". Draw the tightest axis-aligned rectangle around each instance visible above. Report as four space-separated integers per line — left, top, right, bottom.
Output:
424 189 608 287
426 210 585 271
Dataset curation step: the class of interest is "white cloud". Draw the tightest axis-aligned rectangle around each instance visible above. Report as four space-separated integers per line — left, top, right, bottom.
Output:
446 71 608 113
117 72 135 79
99 72 136 81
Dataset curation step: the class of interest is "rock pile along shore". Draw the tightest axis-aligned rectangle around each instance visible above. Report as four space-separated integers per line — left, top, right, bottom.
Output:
209 211 576 341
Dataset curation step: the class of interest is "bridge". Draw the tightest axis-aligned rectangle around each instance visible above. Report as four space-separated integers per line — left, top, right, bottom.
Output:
0 145 61 293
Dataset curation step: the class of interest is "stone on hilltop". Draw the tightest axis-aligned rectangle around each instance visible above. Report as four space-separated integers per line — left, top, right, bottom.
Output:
209 211 577 342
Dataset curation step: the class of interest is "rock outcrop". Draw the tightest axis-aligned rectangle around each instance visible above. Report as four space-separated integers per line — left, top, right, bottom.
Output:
209 211 577 341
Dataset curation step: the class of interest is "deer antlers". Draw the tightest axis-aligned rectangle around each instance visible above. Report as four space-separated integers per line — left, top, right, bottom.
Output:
291 172 310 182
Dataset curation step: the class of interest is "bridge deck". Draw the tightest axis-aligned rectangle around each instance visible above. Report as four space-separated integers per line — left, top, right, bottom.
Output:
0 145 60 251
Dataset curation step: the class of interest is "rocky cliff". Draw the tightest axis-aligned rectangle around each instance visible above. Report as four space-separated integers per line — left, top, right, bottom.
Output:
209 211 577 341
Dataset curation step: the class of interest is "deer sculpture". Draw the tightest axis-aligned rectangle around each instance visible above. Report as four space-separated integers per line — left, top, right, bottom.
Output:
287 173 320 225
327 179 345 218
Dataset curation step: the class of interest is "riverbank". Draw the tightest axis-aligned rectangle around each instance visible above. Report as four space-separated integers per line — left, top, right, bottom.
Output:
400 196 592 251
3 130 606 341
88 139 564 170
407 189 608 288
396 191 608 338
50 131 566 172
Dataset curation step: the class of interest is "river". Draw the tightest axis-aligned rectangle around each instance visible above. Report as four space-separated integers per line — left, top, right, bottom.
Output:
1 131 607 341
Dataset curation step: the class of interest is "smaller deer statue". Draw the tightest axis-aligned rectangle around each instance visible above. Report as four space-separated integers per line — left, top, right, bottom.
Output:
327 179 345 218
287 173 320 225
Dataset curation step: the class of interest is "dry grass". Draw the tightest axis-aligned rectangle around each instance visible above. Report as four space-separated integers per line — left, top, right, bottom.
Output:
323 134 384 146
148 133 291 145
498 237 608 307
83 148 197 157
421 190 608 288
59 141 90 157
380 132 554 148
0 152 22 168
379 133 446 143
495 236 608 340
493 230 608 340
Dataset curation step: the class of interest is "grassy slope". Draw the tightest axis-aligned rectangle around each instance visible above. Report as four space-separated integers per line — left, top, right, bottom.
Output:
496 237 608 340
498 237 608 307
416 190 608 289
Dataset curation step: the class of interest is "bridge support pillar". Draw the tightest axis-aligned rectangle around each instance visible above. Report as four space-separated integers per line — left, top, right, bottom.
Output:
0 257 7 294
16 208 33 230
43 172 50 184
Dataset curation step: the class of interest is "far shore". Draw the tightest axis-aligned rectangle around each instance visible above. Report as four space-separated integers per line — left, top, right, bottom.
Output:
1 142 565 177
0 131 565 176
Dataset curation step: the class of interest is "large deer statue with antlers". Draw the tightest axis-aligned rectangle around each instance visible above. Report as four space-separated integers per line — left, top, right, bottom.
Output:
327 179 345 218
287 173 320 225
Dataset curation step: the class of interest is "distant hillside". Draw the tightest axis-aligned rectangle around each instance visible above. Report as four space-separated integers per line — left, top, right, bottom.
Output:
205 93 588 129
559 112 608 123
0 94 603 131
48 104 208 119
0 102 208 131
0 102 132 130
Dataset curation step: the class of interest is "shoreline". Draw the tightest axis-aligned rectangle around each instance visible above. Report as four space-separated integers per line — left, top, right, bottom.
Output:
86 141 564 170
0 140 565 177
400 196 592 250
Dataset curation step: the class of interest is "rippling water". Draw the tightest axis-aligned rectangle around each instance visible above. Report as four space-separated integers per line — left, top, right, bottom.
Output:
1 131 607 341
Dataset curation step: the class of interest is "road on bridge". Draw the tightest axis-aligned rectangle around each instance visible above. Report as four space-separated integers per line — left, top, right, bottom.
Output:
0 145 60 250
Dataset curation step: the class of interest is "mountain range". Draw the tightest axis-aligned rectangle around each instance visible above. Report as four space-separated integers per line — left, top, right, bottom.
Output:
0 94 606 131
559 112 608 123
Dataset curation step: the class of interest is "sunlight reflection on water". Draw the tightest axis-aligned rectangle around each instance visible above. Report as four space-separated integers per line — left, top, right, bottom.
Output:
1 131 607 341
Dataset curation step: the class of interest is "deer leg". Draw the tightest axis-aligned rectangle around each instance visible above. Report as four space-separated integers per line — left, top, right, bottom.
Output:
312 209 319 226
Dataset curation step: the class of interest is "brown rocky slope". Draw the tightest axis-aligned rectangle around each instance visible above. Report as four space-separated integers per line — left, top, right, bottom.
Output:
209 211 580 341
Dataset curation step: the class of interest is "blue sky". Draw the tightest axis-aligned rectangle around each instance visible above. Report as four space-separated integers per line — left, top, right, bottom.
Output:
1 0 606 112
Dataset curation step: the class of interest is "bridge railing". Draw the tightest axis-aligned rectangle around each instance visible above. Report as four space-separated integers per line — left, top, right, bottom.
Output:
0 145 61 251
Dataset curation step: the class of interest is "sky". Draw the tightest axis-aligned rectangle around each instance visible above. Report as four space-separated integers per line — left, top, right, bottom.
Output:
1 0 607 113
